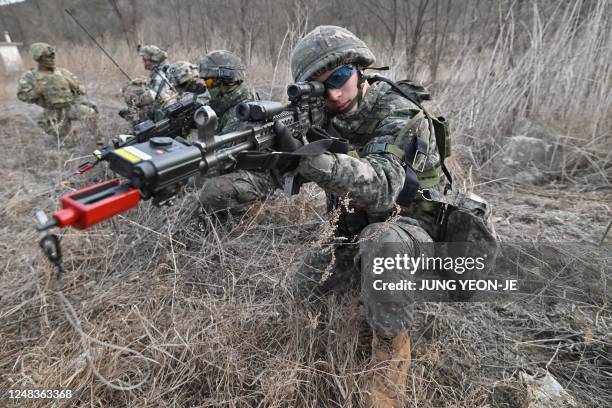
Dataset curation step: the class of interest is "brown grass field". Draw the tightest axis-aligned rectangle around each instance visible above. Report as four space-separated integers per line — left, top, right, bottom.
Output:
0 2 611 407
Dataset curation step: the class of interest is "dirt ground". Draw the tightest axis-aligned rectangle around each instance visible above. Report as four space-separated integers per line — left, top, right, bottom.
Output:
0 88 610 407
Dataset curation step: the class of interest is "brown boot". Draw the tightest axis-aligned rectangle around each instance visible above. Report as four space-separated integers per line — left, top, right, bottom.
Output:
365 330 411 408
232 201 265 235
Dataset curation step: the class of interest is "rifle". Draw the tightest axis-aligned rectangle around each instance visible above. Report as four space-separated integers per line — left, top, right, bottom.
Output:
37 81 327 236
78 92 203 174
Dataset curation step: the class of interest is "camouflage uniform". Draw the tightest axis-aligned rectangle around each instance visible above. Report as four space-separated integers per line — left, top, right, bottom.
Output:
290 26 447 337
291 27 495 407
194 51 278 215
17 42 98 140
288 25 449 407
166 61 210 105
138 45 176 107
118 77 157 126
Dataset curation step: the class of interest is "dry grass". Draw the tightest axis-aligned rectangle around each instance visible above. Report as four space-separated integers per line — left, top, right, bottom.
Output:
1 2 611 407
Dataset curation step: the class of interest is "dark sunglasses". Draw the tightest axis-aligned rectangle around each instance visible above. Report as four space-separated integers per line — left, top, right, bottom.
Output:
323 65 355 89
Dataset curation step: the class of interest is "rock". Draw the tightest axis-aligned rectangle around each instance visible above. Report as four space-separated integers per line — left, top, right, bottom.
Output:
511 169 546 185
520 370 578 407
497 118 564 184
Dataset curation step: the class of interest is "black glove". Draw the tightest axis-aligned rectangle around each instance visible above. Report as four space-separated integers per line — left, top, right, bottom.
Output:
306 125 349 154
305 125 329 143
273 121 303 152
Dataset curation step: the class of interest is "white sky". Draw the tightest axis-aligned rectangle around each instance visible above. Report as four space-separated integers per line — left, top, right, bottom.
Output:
0 0 26 5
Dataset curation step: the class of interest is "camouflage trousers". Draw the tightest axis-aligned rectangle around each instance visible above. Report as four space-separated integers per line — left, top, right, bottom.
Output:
292 217 435 338
194 169 279 215
37 103 98 140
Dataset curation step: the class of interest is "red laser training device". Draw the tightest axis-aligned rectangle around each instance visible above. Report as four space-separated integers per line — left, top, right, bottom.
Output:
37 179 141 231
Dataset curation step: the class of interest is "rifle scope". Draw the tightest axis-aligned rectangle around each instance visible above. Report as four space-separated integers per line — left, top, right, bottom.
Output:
236 101 286 122
287 81 325 100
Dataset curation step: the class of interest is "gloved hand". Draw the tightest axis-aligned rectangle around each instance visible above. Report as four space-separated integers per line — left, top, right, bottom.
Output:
306 125 349 154
273 121 303 152
271 121 302 173
305 125 329 142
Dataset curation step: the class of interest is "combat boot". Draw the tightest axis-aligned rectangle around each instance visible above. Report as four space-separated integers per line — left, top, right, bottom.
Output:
229 203 263 236
365 330 411 408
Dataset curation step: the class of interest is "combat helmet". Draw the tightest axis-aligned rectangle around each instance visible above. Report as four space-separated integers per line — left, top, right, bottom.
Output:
167 61 199 86
138 45 168 64
199 50 245 83
290 25 375 82
29 42 55 61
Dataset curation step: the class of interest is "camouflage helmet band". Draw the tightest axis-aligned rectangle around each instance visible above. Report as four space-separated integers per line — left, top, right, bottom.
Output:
290 25 375 82
139 45 168 63
198 50 245 82
167 61 198 85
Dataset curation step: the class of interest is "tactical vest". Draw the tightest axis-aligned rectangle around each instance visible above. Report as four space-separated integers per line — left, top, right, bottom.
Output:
353 75 452 204
33 70 75 108
364 76 497 265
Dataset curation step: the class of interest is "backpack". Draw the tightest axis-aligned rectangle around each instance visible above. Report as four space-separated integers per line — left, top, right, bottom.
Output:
369 76 497 302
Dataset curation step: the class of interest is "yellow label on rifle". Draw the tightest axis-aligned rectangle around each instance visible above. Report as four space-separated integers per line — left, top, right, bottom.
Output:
115 148 142 163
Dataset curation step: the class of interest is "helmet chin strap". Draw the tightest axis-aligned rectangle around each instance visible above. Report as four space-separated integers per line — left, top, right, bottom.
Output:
357 69 366 106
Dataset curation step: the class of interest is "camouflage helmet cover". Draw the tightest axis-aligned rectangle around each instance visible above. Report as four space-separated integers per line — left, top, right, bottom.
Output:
167 61 199 86
121 77 154 106
290 25 375 82
199 50 245 82
29 42 55 61
138 45 168 63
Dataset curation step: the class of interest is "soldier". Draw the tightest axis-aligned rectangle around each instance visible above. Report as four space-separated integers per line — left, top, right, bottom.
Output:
138 44 176 107
192 50 278 218
118 77 155 126
166 60 210 105
118 76 177 127
17 42 98 142
282 26 488 407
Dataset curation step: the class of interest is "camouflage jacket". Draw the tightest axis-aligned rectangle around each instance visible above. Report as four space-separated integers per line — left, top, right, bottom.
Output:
147 62 176 105
297 81 442 225
180 79 211 106
17 67 84 109
209 83 253 133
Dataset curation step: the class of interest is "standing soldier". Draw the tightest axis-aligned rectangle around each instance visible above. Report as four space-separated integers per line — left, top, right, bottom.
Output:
192 50 278 219
17 42 98 143
166 60 210 105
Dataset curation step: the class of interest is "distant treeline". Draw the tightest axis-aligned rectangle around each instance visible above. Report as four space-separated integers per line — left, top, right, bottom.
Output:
0 0 606 82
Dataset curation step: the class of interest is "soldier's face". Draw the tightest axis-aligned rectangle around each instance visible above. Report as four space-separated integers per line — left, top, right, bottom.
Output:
314 66 359 114
143 58 154 70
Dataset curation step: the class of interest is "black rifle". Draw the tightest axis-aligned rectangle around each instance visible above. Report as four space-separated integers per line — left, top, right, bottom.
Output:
40 81 328 231
115 92 202 147
78 92 203 174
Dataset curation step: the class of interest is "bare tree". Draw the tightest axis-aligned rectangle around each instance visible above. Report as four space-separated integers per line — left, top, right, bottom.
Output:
356 0 400 59
108 0 132 48
428 0 453 82
401 0 430 78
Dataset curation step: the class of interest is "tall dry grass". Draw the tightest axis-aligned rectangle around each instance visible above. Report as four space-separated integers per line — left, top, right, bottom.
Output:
45 0 612 187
